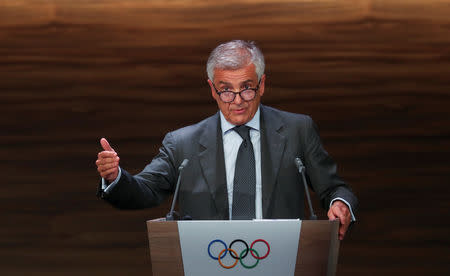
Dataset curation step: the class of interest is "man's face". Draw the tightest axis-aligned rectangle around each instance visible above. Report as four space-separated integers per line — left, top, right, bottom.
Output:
208 63 265 126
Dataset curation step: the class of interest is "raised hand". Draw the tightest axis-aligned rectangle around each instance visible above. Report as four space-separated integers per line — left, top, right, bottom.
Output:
95 138 120 183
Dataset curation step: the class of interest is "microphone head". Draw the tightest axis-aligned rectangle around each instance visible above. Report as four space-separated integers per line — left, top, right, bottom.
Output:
179 159 189 170
294 157 302 168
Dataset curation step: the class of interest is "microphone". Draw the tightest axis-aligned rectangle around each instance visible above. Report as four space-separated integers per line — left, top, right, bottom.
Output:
166 159 189 221
294 158 304 173
294 157 317 220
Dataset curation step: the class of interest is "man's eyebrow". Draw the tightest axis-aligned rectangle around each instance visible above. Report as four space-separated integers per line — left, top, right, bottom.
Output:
218 79 254 86
241 79 254 85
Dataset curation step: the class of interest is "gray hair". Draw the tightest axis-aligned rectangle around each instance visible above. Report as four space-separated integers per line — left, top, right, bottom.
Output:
206 40 265 81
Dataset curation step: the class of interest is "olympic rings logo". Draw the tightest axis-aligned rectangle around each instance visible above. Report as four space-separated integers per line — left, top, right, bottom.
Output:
207 239 270 269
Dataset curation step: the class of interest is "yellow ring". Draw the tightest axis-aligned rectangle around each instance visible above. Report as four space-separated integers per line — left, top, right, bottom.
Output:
218 248 239 269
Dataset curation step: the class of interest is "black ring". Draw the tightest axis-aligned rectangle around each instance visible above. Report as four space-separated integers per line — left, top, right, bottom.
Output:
229 239 249 259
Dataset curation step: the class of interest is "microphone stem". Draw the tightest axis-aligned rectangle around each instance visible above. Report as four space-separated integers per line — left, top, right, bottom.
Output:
299 168 317 220
168 168 183 219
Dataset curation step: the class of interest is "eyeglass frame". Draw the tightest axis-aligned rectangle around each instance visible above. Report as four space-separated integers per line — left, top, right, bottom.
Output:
210 79 262 103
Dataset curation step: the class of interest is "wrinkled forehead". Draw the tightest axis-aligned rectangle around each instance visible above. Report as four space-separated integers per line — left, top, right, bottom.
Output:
213 64 258 86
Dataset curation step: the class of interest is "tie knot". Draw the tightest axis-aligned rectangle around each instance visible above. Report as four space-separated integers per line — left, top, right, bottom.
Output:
233 125 251 141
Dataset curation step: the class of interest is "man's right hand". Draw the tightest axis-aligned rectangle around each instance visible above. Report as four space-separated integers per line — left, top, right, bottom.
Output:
96 138 120 183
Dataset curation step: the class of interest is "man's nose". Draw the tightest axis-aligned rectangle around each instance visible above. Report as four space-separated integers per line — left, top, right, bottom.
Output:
233 93 243 104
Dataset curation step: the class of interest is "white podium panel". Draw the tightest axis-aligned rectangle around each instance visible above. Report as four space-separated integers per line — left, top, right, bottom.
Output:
177 220 302 276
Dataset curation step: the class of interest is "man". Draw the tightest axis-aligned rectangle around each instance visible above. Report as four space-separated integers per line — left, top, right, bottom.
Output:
96 40 357 240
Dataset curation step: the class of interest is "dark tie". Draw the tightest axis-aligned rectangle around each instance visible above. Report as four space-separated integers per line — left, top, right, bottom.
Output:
232 125 256 220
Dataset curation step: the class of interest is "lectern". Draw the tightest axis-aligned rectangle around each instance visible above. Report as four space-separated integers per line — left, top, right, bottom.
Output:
146 219 339 276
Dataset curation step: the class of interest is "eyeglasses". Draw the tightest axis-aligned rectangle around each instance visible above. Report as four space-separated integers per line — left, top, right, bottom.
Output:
211 80 261 103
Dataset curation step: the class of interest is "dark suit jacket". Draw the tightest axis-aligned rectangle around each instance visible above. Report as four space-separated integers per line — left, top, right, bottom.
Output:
100 105 358 219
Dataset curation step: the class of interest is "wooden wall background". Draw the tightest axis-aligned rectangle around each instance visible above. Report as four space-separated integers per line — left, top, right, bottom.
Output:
1 0 449 275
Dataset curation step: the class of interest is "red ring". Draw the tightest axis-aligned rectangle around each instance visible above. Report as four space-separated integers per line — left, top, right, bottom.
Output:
250 239 270 259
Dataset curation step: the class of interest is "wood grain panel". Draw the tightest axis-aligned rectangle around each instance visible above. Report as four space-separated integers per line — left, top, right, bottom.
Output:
1 0 449 275
295 220 340 276
147 220 182 276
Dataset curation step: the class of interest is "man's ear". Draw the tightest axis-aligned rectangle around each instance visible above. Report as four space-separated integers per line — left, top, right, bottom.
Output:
208 79 216 99
259 74 266 97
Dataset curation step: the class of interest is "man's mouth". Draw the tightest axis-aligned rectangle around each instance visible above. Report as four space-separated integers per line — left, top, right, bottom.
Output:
233 107 246 114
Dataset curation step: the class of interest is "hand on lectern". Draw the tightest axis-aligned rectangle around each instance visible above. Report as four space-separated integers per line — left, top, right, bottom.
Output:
327 200 351 241
95 138 120 182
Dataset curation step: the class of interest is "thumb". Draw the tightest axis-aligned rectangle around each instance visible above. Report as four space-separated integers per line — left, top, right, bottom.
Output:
100 138 115 152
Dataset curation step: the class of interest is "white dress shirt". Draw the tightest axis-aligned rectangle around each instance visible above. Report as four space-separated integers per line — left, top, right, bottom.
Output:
220 107 262 220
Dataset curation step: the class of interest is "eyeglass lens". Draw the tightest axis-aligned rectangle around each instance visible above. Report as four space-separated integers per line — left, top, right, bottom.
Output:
220 90 256 102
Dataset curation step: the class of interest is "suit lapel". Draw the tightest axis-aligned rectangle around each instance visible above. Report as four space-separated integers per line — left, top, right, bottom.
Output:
260 105 286 218
198 113 229 219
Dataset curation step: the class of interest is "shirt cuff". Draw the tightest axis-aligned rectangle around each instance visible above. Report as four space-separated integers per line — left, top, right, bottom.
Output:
330 197 356 221
102 167 122 193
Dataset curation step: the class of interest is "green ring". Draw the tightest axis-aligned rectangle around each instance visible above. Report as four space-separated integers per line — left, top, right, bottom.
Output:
239 248 259 269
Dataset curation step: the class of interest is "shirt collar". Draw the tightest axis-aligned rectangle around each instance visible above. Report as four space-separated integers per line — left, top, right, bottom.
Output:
220 106 260 134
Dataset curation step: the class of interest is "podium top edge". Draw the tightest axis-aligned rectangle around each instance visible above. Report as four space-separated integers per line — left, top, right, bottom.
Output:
146 219 338 223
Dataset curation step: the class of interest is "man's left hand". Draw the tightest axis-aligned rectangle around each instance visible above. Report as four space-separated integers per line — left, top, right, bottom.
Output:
327 200 352 241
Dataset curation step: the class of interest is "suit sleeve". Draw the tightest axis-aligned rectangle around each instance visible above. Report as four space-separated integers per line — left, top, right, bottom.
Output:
303 116 358 214
99 132 178 209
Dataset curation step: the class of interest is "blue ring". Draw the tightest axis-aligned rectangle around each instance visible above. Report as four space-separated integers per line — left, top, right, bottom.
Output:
208 239 227 260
